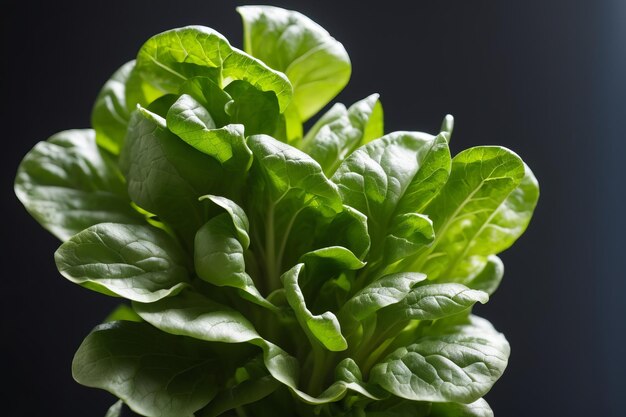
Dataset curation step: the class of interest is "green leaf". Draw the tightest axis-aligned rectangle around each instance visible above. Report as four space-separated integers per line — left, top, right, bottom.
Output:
120 108 235 244
194 212 271 309
429 398 494 417
300 246 365 275
199 194 250 248
302 94 384 176
381 283 488 322
332 132 450 266
73 321 218 417
55 223 189 302
224 80 281 136
92 61 135 155
247 134 343 287
370 315 509 403
135 290 261 343
200 376 279 417
135 26 292 111
334 358 384 400
238 5 351 121
179 76 232 127
134 290 357 405
365 400 431 417
104 400 123 417
416 146 531 280
384 213 434 265
440 114 454 142
461 255 504 295
166 93 252 169
282 264 348 351
15 129 142 241
248 135 342 213
319 205 371 260
104 304 143 323
341 272 426 321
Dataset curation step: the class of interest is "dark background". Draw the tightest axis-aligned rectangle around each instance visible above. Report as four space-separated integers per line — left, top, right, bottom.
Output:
2 1 624 416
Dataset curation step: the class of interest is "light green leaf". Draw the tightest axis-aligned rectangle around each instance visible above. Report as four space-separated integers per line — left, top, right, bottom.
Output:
370 315 509 403
384 213 434 265
382 283 488 323
134 290 261 343
332 132 450 266
238 5 351 121
104 304 143 323
429 398 494 417
460 255 504 295
415 146 530 280
73 321 218 417
92 61 135 155
302 94 384 176
55 223 189 302
300 246 365 274
194 213 271 309
440 114 454 142
179 76 232 127
282 264 348 351
341 272 426 321
15 129 142 241
120 108 236 244
199 195 250 248
224 80 281 136
166 93 252 169
135 26 292 111
125 64 163 111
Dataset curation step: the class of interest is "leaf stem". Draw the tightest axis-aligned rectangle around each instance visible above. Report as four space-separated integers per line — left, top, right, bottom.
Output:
307 345 328 395
265 202 278 291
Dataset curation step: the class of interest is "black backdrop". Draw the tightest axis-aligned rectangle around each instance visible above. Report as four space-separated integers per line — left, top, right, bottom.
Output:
2 1 625 416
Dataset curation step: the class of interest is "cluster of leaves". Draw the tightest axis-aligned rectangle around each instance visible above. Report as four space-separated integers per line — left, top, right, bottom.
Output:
15 6 538 417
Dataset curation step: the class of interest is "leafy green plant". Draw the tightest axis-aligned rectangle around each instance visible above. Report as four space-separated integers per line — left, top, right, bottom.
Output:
15 5 538 417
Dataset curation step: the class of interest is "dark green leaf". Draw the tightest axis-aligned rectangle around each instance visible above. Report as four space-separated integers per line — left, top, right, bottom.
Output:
92 61 134 155
104 400 123 417
200 376 279 417
224 80 281 136
73 321 218 417
120 108 236 244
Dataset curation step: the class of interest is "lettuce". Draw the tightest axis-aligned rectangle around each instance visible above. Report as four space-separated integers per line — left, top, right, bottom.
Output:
14 5 538 417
